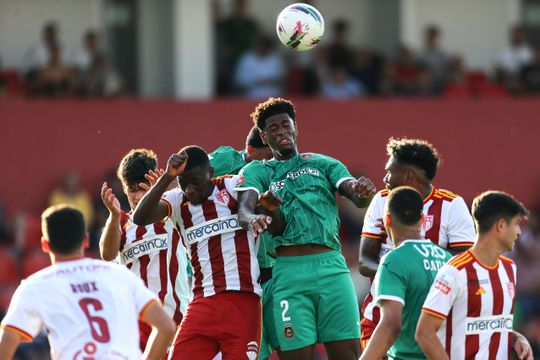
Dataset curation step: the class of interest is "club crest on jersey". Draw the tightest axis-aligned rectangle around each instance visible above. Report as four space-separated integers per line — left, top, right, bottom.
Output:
300 153 313 160
423 215 434 232
215 189 230 205
246 341 259 360
507 282 515 299
284 325 295 339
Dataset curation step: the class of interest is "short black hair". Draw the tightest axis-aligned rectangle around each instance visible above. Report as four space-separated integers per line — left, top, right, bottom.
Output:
181 145 210 172
472 191 528 234
387 186 424 226
117 148 158 188
251 97 295 131
386 138 440 180
41 205 85 255
245 126 267 148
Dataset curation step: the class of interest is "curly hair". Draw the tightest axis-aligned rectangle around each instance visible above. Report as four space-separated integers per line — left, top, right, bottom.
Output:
117 148 158 188
251 97 296 130
386 138 440 180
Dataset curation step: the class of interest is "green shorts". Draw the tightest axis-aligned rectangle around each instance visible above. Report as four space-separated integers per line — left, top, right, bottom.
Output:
259 277 279 360
272 250 360 351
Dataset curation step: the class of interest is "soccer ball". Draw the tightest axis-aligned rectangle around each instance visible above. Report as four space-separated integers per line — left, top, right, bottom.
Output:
276 3 324 51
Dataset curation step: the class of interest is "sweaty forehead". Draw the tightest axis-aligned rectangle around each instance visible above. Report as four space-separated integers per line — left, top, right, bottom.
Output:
264 113 293 128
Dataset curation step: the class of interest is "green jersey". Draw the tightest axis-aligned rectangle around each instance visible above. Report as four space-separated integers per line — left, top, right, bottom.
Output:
374 239 452 360
237 153 354 251
210 146 275 268
209 146 247 176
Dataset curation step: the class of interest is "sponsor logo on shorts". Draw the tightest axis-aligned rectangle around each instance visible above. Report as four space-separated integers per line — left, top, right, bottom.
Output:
120 234 168 264
466 315 513 335
434 280 451 295
284 325 294 339
185 215 241 244
246 341 258 360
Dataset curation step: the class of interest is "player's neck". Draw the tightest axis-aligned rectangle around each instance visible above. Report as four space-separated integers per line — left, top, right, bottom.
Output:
470 238 502 268
274 148 298 161
417 183 433 200
50 251 85 264
391 229 423 247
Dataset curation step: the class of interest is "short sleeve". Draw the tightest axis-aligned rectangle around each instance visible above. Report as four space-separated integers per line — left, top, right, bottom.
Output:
161 188 184 228
375 255 407 305
319 155 354 191
422 265 461 319
234 161 270 196
123 267 159 317
446 197 476 248
361 192 385 240
1 281 42 340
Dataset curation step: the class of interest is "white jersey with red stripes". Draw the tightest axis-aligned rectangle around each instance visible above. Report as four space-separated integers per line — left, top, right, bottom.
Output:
161 175 261 300
119 212 189 324
422 250 517 359
360 187 476 324
1 258 157 360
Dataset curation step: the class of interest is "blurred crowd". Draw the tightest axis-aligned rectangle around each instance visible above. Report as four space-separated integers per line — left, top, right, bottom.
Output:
1 0 539 100
215 0 540 100
0 22 123 99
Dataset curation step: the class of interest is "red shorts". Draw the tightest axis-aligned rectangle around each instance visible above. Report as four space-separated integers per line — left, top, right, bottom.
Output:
360 317 377 350
169 292 261 360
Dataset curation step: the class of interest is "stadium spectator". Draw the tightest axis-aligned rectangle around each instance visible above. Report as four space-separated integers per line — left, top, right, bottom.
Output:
445 54 467 85
68 30 101 71
326 19 354 72
23 21 63 74
495 25 533 89
321 66 364 99
35 45 73 97
520 47 540 93
0 201 12 244
351 49 383 95
78 54 123 97
418 24 449 94
234 35 285 99
216 0 259 95
48 170 94 229
394 46 421 95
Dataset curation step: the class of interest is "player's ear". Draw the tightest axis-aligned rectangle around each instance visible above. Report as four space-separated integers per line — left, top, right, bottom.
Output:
41 237 50 254
260 130 268 145
384 214 391 228
495 217 506 234
82 233 90 250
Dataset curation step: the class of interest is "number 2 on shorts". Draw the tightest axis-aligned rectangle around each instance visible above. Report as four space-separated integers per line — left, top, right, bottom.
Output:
280 300 291 321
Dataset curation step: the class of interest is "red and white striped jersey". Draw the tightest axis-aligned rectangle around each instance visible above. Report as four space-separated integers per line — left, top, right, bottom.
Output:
1 258 157 360
161 175 261 300
360 187 476 324
119 212 189 324
422 250 517 359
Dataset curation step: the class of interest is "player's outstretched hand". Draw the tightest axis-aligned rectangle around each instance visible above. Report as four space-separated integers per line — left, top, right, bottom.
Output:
350 176 376 198
514 332 533 360
249 214 272 238
139 169 165 191
258 191 283 213
166 151 188 177
101 182 121 216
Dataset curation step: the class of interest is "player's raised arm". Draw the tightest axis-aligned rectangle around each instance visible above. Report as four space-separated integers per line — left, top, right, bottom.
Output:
99 181 122 261
140 302 176 360
339 176 376 208
257 190 285 236
133 151 187 225
358 235 383 277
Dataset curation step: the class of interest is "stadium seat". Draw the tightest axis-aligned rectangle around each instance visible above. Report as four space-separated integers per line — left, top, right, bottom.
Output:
0 285 17 313
444 84 469 98
0 247 19 285
22 250 50 278
17 215 42 252
0 70 24 96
